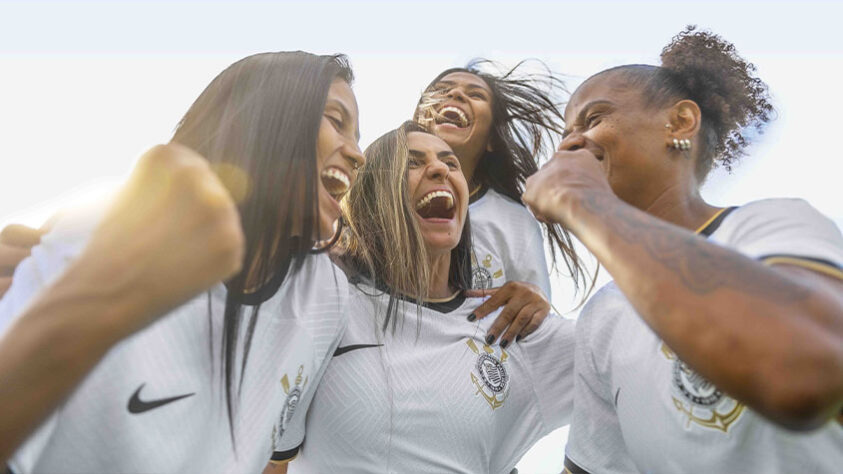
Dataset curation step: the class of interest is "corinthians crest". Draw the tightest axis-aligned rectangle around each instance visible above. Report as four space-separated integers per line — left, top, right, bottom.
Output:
471 252 504 290
466 339 510 410
272 365 309 445
661 344 744 433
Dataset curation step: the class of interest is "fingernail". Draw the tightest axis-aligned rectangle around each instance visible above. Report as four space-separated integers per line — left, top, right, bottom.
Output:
485 334 495 345
467 313 476 322
500 339 509 349
516 335 523 343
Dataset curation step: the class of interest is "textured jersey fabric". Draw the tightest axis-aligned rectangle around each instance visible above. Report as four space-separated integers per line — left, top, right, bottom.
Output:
469 188 553 299
1 207 348 474
289 284 575 473
566 198 843 474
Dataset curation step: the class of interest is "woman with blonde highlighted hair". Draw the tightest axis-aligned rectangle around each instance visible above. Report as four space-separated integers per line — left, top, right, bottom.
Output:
271 121 576 473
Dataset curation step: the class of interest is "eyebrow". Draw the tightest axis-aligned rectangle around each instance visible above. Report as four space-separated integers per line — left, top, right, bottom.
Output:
327 99 360 141
564 99 615 137
433 80 490 94
408 149 458 160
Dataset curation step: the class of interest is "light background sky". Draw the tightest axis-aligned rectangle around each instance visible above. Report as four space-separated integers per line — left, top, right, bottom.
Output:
1 1 841 472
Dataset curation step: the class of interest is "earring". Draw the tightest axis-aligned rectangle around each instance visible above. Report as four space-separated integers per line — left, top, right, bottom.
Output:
672 138 691 151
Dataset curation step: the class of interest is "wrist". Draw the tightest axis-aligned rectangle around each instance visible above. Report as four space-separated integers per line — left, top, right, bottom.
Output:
45 254 147 344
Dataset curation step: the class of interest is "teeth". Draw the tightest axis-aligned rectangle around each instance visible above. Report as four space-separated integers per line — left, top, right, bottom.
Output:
415 190 455 210
439 106 469 127
321 167 350 192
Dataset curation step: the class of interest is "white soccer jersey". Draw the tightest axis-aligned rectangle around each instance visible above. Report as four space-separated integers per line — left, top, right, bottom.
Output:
287 283 575 474
469 187 553 299
0 207 348 474
566 199 843 474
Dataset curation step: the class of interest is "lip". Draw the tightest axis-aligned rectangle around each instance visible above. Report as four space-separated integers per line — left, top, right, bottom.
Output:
435 102 472 129
320 165 353 200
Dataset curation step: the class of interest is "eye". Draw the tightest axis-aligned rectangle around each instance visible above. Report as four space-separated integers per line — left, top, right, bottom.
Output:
326 114 343 130
469 92 486 100
445 158 460 169
585 113 603 128
408 157 422 168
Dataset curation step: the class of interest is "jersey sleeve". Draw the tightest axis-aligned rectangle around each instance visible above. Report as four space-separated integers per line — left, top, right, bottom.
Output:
506 217 552 300
519 313 575 431
724 199 843 279
564 285 638 474
0 213 96 473
270 318 347 464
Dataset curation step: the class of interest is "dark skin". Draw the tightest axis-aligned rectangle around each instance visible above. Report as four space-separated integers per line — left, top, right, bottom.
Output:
523 72 843 431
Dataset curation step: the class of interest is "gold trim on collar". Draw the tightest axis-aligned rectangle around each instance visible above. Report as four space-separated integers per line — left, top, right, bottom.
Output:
424 289 461 303
694 207 729 235
468 184 483 198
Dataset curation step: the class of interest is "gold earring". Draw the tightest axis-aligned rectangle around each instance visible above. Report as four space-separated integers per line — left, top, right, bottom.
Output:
671 138 691 151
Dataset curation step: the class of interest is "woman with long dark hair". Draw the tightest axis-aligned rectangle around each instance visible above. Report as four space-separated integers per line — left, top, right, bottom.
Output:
0 51 364 473
415 61 588 347
523 27 843 473
273 122 576 473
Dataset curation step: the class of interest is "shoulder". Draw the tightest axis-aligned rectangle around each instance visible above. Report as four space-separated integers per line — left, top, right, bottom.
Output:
470 189 533 221
720 198 839 238
575 283 630 347
713 198 843 265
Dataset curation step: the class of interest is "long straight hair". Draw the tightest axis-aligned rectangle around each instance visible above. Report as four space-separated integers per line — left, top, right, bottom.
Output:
416 60 589 295
342 121 472 331
171 51 353 443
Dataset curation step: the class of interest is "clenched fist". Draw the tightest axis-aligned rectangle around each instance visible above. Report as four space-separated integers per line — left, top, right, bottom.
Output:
75 143 245 331
522 148 614 228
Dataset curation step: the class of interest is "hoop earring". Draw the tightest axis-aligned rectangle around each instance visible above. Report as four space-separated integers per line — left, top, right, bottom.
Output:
310 216 344 253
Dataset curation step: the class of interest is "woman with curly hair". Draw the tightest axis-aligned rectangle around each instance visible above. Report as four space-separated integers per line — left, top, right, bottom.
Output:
415 61 588 348
523 26 843 473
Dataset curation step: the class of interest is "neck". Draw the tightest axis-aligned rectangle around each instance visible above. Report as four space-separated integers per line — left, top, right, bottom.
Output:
427 251 453 300
641 183 721 232
454 146 483 187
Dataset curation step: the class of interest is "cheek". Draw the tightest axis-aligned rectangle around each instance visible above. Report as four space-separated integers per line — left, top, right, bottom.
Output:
407 170 422 197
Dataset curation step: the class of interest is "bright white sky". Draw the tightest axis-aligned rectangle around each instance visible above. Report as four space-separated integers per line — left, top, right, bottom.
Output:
1 1 842 472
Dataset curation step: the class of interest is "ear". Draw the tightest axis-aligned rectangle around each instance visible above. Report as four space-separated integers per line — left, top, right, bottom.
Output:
666 99 702 140
486 141 494 153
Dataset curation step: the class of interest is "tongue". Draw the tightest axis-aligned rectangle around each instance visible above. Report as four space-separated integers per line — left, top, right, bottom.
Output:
417 196 454 219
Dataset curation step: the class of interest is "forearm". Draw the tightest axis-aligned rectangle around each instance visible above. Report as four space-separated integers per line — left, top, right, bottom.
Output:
0 261 138 461
568 191 843 428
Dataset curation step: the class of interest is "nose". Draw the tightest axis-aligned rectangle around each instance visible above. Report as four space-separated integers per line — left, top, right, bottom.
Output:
426 159 449 182
558 132 586 152
343 141 365 171
446 87 468 103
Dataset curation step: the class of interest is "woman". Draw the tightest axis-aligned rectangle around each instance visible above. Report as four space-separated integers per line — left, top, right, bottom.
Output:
522 27 843 473
415 61 588 347
275 122 576 473
0 51 364 473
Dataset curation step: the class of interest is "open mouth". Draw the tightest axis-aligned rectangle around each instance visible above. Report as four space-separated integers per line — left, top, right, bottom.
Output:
320 167 351 200
415 190 456 219
435 106 471 129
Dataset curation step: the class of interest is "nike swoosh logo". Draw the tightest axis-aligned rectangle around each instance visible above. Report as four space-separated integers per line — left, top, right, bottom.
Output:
127 383 195 414
333 344 383 357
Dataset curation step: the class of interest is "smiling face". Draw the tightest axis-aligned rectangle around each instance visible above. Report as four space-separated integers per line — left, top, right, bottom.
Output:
416 72 494 169
560 72 677 208
406 131 469 254
315 78 364 240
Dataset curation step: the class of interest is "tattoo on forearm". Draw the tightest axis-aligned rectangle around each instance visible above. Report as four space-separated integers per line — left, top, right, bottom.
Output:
580 192 810 303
